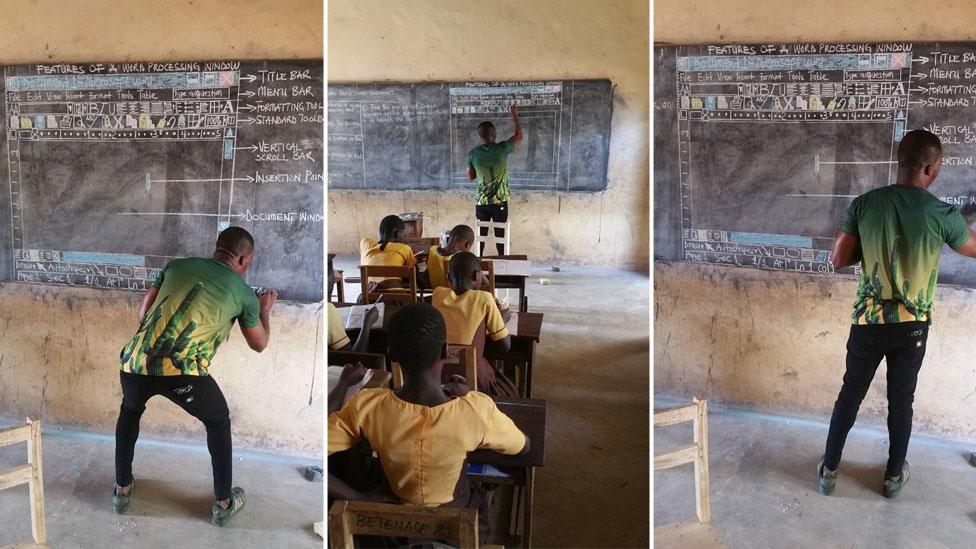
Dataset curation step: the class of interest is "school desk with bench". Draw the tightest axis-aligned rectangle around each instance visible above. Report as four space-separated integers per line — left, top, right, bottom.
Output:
337 302 543 399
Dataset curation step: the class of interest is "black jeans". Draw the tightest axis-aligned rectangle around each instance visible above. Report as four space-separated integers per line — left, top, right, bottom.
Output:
476 201 508 256
823 322 928 478
115 371 233 501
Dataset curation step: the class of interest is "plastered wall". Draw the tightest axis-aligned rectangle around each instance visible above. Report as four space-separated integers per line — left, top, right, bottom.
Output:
654 1 976 440
328 0 649 268
0 0 323 455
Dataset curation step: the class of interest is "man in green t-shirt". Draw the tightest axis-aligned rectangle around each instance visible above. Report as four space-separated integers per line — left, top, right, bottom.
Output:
818 129 976 499
113 226 278 526
467 104 522 256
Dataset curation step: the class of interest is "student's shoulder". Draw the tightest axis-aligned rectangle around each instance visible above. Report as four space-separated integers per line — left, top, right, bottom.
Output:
457 391 497 414
361 237 378 249
343 388 393 411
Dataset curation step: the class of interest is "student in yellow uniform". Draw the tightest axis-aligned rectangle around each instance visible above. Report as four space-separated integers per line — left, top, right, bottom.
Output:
328 302 528 539
432 251 518 397
360 214 416 269
427 224 475 289
359 215 417 300
326 254 377 351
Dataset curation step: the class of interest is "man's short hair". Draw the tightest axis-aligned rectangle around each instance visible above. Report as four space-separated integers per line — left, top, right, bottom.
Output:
898 129 942 170
448 251 481 280
449 224 475 246
477 121 495 140
388 303 446 371
216 226 254 257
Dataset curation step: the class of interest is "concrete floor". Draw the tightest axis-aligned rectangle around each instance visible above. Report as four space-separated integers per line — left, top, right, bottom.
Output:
335 257 651 548
653 400 976 548
0 426 321 548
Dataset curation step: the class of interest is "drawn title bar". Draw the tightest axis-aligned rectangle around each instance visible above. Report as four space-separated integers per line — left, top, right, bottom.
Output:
6 71 240 92
677 53 909 72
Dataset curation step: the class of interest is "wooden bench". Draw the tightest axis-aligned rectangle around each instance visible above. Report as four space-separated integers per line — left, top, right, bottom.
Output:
328 500 503 548
654 398 724 548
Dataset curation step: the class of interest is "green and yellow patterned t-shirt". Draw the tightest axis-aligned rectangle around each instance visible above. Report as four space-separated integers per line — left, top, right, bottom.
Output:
843 185 969 325
119 257 261 376
468 139 515 205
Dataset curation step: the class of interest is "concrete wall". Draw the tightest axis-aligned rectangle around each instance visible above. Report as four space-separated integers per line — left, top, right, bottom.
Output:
0 0 323 456
328 0 649 268
654 1 976 440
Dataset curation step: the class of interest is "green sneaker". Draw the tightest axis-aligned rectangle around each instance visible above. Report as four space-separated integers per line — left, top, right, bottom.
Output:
113 483 133 514
883 461 910 499
817 459 837 496
211 487 246 527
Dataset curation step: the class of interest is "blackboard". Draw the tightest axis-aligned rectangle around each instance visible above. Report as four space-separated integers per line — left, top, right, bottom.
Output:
1 59 323 302
654 42 976 288
328 79 612 192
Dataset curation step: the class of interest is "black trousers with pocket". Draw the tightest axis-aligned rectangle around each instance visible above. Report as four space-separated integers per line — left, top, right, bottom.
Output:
476 201 508 256
823 321 928 478
115 370 233 501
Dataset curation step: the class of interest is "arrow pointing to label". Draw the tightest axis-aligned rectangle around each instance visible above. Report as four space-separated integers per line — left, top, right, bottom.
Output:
908 100 927 106
913 56 930 65
233 145 258 152
146 176 253 184
238 90 256 98
909 87 929 95
238 117 256 124
117 212 245 219
910 73 927 80
238 104 257 112
240 74 257 83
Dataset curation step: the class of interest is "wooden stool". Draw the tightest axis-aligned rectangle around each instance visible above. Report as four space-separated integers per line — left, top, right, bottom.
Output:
475 220 511 257
0 418 47 547
654 398 725 548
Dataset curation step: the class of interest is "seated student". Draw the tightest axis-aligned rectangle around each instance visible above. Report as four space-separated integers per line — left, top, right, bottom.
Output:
427 224 475 289
329 303 528 539
360 215 417 296
432 252 518 397
326 253 378 352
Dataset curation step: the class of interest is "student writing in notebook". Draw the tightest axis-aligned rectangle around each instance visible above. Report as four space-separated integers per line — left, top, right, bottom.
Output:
328 303 528 539
432 252 518 397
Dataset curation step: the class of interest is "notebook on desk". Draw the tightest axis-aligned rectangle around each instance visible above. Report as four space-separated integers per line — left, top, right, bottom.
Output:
488 259 532 276
337 303 385 330
327 365 374 402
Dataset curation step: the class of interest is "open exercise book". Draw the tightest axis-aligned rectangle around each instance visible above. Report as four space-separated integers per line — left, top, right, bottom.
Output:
327 366 374 402
336 303 385 330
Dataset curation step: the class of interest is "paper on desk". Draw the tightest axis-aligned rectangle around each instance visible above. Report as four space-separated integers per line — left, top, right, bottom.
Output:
327 365 374 402
338 303 385 330
505 312 519 336
488 259 532 276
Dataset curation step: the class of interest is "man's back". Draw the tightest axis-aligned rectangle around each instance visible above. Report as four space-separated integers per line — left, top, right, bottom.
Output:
468 140 515 205
120 257 260 376
845 185 968 324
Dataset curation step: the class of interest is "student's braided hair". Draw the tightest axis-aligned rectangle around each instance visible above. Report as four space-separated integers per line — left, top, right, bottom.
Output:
388 302 446 371
378 215 404 252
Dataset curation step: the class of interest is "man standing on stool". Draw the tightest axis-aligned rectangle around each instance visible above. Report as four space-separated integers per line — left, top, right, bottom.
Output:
114 226 277 526
468 104 522 256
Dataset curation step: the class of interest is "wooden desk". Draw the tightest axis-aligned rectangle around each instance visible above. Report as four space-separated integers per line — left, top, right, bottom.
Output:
469 397 546 548
489 312 543 398
342 304 543 398
484 254 530 312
